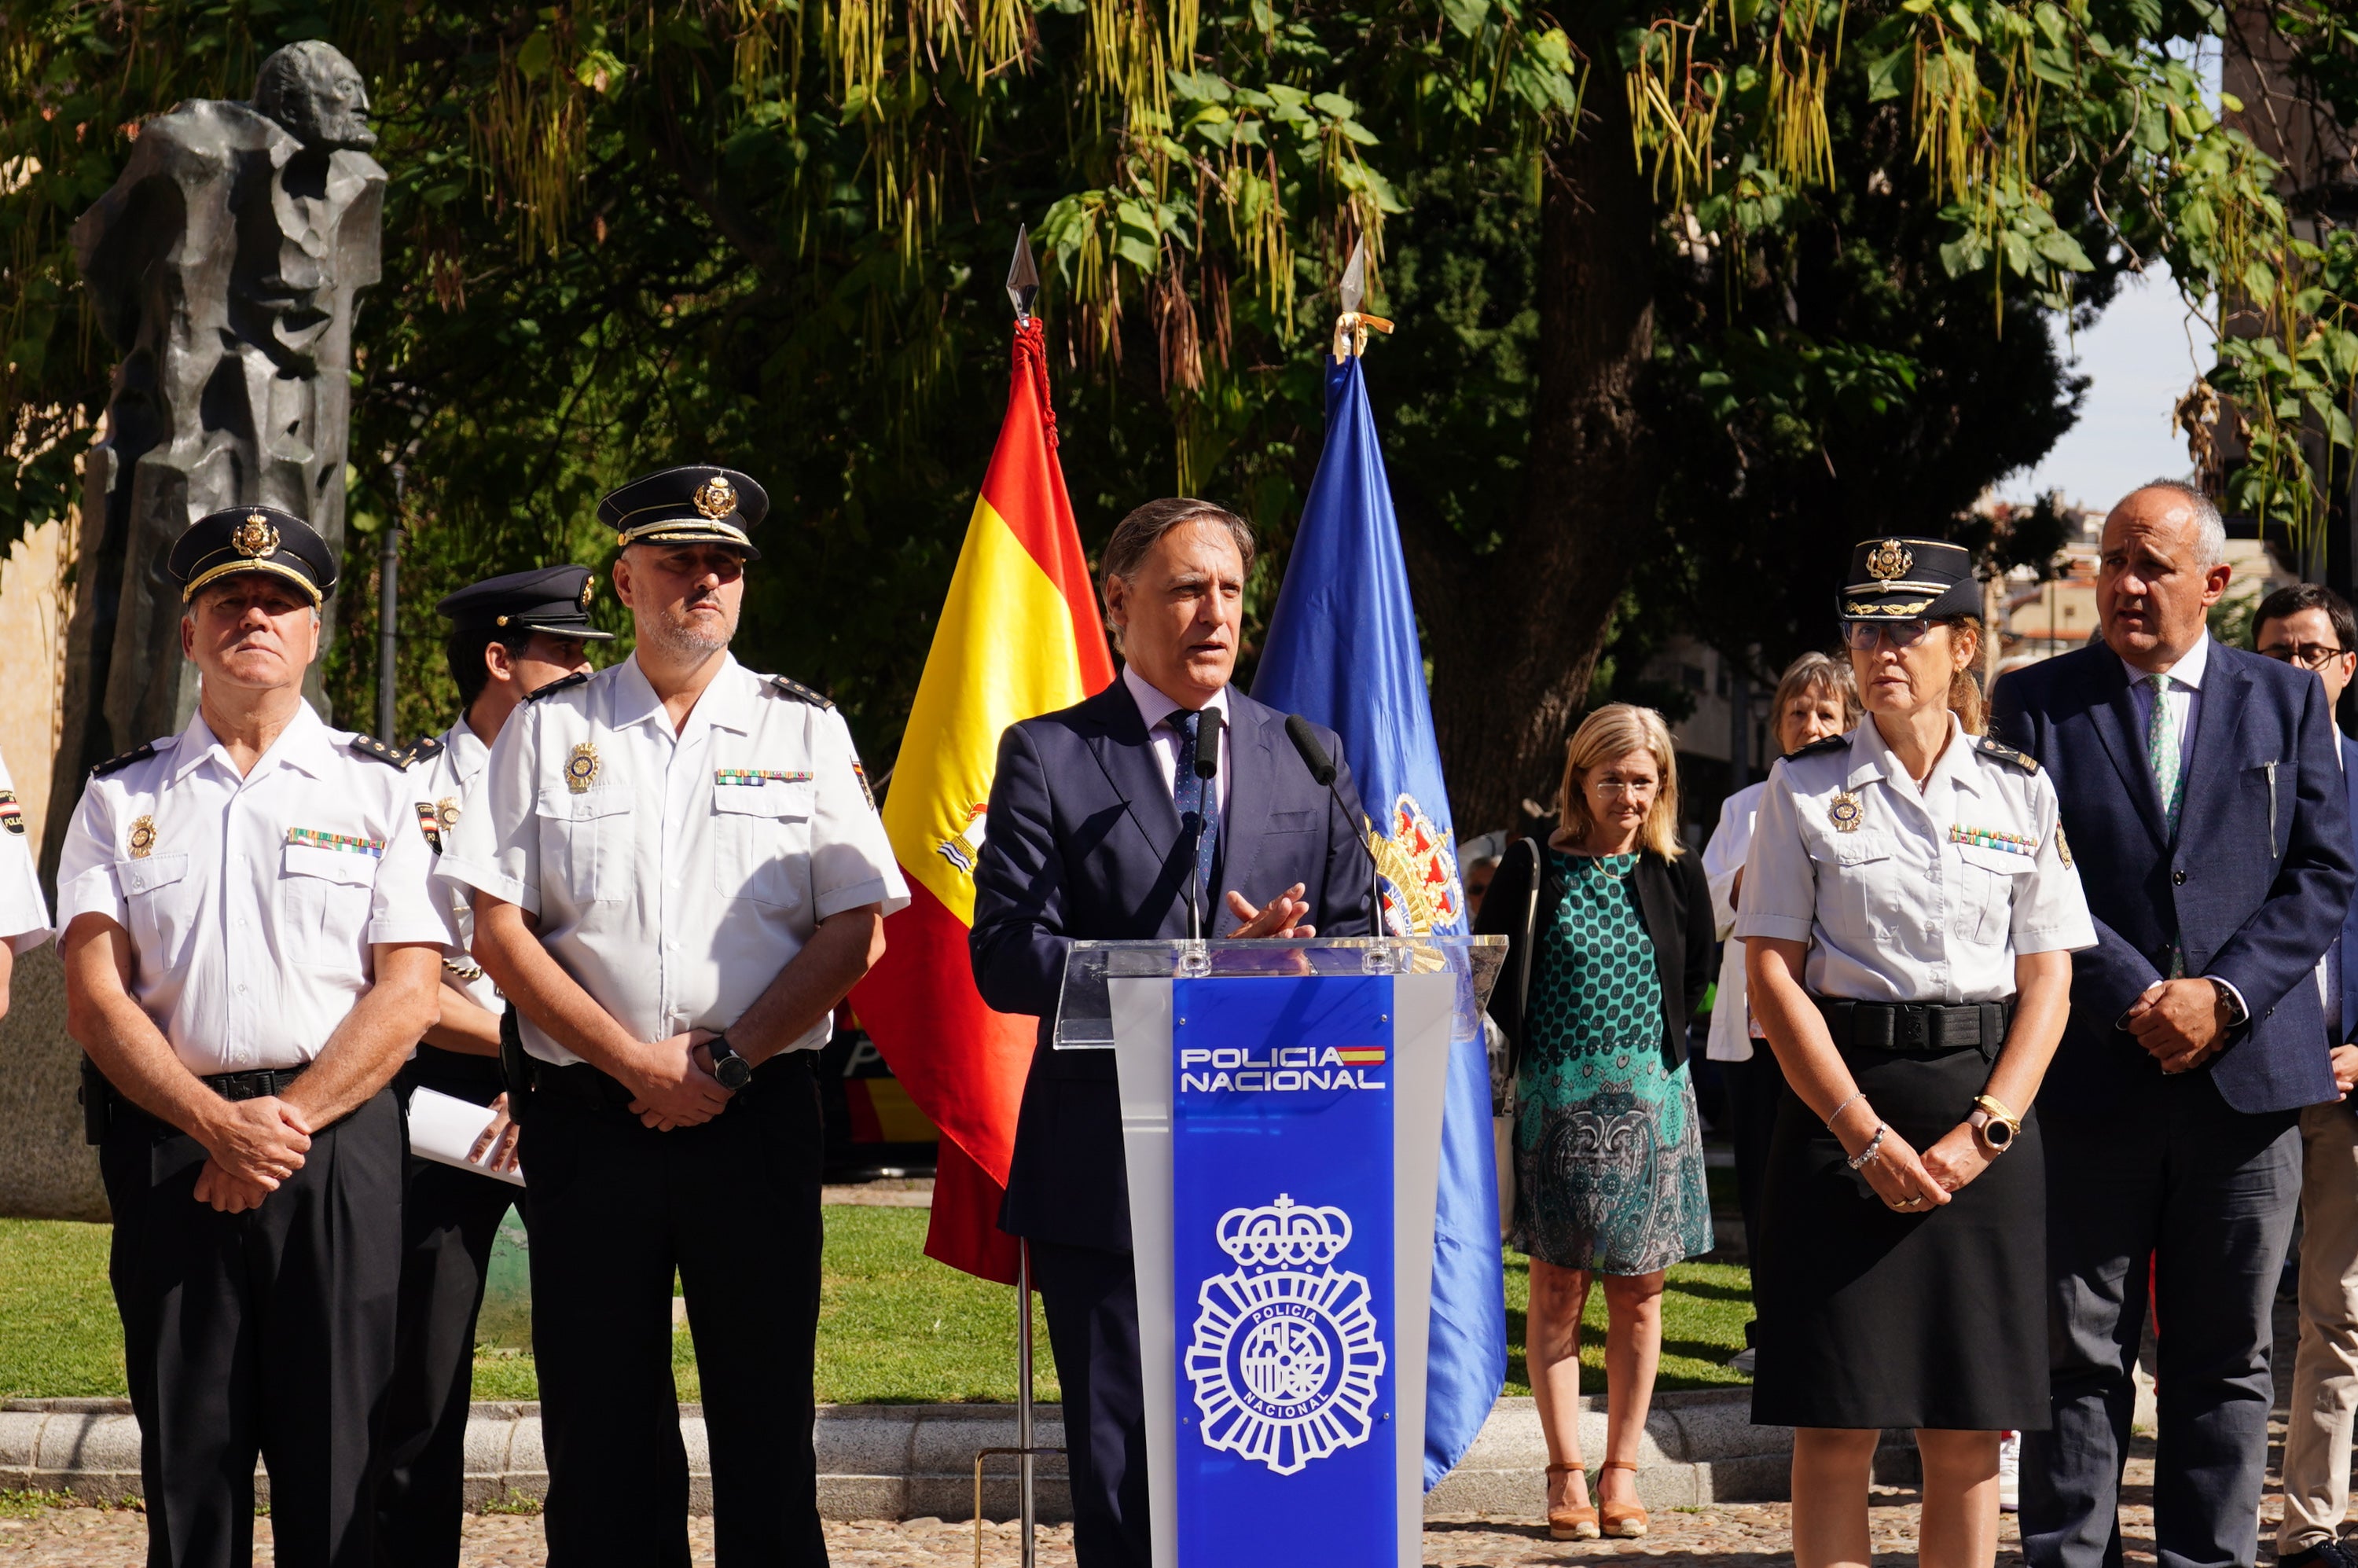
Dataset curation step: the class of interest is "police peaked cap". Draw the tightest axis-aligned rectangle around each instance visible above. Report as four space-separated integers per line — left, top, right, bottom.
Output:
1838 536 1983 622
435 564 615 641
598 465 767 559
170 505 338 605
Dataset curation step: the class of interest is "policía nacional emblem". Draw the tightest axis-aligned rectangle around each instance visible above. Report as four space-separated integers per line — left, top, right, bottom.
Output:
0 791 20 836
232 511 280 559
692 474 736 520
565 742 601 794
1828 790 1864 832
437 797 462 832
1184 1195 1385 1477
1367 793 1462 936
127 816 156 858
1864 538 1913 582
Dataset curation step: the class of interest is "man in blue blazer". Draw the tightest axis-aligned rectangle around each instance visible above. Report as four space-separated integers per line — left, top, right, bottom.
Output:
970 498 1376 1568
1992 480 2356 1567
2254 582 2358 1568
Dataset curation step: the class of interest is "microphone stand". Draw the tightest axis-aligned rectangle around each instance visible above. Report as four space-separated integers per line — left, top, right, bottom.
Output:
1178 706 1223 964
1283 714 1385 939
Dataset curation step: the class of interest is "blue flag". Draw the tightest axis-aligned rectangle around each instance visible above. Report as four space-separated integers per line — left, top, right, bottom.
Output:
1251 352 1508 1489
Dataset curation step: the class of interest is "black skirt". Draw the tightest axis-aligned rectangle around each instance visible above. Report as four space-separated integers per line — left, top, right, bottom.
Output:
1750 1038 2048 1432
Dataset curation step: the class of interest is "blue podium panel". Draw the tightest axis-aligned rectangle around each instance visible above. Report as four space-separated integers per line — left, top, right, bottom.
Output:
1170 975 1396 1568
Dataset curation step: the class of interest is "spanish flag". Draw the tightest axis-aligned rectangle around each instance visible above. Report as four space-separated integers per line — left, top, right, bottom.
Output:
852 317 1113 1283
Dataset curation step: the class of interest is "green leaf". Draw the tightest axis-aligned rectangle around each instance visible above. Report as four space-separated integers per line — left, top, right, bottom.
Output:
516 30 553 81
2032 229 2094 270
1312 92 1356 119
1440 0 1489 39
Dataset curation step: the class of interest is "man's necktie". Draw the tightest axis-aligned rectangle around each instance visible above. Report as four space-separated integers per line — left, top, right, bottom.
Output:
2147 673 2183 838
1170 709 1219 906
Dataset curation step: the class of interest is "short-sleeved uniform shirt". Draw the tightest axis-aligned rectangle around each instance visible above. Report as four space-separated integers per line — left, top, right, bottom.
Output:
53 703 450 1073
434 654 909 1067
410 718 500 1013
1734 714 2095 1003
0 747 53 951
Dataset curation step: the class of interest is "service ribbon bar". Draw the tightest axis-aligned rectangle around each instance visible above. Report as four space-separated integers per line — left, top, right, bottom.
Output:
714 769 814 787
286 827 387 857
1948 824 2038 857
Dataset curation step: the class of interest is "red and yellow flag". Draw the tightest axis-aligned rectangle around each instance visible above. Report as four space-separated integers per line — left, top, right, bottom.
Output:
853 318 1113 1283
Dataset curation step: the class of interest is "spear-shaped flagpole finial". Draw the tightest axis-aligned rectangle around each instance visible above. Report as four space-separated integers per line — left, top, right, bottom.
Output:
1008 223 1041 323
1332 234 1394 360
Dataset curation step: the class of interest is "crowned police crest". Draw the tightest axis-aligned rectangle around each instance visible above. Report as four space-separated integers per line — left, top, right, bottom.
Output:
1184 1194 1386 1476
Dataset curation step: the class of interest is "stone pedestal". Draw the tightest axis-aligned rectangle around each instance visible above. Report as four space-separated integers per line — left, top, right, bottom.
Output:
0 944 107 1221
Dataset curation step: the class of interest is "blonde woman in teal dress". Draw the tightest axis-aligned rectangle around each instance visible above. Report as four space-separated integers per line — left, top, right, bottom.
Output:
1474 704 1717 1540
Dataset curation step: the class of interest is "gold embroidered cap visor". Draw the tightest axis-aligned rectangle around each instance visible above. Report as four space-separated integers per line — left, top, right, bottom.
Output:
597 465 769 561
168 505 337 606
1835 534 1982 622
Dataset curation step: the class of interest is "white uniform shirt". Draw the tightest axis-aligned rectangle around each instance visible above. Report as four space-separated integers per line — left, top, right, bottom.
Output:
410 718 501 1013
53 702 449 1073
1735 714 2096 1002
1122 664 1232 816
0 747 54 950
435 654 909 1067
1702 780 1768 1062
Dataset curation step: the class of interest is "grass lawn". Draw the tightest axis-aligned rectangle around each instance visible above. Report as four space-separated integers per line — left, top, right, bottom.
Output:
0 1212 1753 1405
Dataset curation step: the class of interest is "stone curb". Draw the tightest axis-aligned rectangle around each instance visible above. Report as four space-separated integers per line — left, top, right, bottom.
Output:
2 1390 1835 1519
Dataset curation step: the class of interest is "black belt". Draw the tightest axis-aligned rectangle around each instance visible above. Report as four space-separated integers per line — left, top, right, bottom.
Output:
200 1063 312 1100
1814 998 2012 1055
528 1050 814 1110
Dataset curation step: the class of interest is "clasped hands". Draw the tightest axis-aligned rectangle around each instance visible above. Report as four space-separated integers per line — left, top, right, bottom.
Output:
2122 977 2232 1075
624 1029 733 1131
192 1095 312 1214
1830 1100 1993 1214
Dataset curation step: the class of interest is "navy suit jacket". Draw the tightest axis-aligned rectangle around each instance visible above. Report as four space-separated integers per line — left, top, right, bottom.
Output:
969 680 1376 1250
1990 642 2355 1115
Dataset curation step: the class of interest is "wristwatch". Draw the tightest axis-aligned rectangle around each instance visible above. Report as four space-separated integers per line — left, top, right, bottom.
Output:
707 1034 753 1091
1967 1107 2015 1153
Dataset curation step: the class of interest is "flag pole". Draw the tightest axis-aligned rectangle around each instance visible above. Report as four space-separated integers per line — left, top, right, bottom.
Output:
1006 223 1041 1568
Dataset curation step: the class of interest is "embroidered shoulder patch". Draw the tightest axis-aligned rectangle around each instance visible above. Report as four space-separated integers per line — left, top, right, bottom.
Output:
0 791 23 835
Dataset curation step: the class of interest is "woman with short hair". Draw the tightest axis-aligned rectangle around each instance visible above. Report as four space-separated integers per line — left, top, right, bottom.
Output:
1475 703 1715 1540
1739 538 2092 1567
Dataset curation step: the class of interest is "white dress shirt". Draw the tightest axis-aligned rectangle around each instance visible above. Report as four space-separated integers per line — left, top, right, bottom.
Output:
53 702 449 1073
1702 780 1768 1062
1736 714 2096 1003
411 718 500 1013
1122 664 1232 816
435 654 909 1067
0 746 53 950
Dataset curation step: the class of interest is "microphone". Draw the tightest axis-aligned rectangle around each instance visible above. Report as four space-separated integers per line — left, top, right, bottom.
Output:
1195 706 1224 781
1284 715 1384 936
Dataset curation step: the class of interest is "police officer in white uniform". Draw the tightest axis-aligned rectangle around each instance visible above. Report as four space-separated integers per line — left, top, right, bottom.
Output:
373 565 605 1568
437 467 908 1566
56 505 445 1568
0 743 56 1003
1736 537 2094 1567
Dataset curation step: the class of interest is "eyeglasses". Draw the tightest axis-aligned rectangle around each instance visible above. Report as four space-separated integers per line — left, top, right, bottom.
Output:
2257 641 2351 670
1842 619 1934 651
1591 778 1659 796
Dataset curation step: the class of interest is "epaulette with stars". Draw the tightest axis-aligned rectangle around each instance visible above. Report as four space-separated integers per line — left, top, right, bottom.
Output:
1788 733 1849 762
767 674 834 710
90 742 157 779
350 735 410 770
1974 736 2040 774
406 735 446 769
525 671 590 703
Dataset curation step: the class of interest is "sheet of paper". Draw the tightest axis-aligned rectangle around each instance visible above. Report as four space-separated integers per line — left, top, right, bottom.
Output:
408 1085 525 1187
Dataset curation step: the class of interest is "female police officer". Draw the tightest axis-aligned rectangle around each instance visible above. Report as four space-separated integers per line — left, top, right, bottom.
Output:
1735 538 2094 1568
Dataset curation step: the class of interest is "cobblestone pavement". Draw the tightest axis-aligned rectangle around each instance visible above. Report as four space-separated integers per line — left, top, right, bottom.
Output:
0 1450 2234 1566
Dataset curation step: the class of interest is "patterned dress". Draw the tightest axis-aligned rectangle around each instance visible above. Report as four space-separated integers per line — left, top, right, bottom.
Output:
1510 849 1716 1275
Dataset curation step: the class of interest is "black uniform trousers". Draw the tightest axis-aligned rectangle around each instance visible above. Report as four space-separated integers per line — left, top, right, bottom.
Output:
518 1052 828 1568
1721 1045 1790 1339
1029 1240 1151 1568
373 1049 516 1568
100 1087 405 1568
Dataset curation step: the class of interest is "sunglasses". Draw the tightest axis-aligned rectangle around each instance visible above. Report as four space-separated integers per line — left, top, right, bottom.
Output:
1842 619 1935 651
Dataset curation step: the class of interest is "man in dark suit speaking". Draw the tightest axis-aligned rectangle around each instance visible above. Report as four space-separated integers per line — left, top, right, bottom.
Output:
1993 480 2356 1566
971 496 1376 1567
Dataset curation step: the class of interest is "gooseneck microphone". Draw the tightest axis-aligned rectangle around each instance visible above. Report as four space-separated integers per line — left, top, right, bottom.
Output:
1181 707 1225 941
1284 714 1385 936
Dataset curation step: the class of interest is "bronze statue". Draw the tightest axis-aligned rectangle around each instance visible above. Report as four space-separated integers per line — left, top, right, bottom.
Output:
47 40 384 869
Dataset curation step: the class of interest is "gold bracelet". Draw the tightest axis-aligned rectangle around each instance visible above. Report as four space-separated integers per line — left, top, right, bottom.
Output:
1972 1093 2022 1134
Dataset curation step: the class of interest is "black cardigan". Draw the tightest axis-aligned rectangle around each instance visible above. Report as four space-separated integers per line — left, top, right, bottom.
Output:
1471 834 1715 1077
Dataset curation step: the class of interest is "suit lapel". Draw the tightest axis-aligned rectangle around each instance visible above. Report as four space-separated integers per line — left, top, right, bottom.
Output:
1214 697 1278 924
2086 650 2170 847
1078 682 1183 854
2178 649 2250 827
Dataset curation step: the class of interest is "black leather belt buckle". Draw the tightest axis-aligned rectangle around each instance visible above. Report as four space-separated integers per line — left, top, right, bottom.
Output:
202 1063 310 1101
